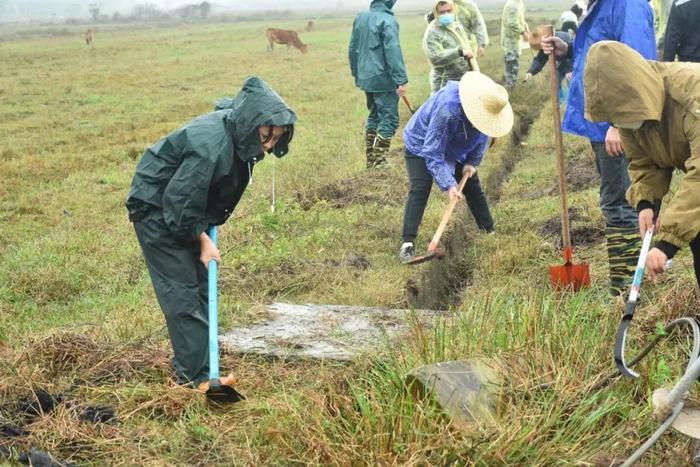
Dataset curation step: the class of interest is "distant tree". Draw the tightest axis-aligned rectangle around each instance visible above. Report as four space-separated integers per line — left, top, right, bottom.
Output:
200 1 210 18
132 2 162 19
88 2 99 21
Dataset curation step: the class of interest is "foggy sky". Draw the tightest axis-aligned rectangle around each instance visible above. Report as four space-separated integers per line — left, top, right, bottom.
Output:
0 0 515 23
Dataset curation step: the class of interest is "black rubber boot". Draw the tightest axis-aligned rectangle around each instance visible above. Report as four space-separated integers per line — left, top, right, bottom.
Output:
606 226 641 296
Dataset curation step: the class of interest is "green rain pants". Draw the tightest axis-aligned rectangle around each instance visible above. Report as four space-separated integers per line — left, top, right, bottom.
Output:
365 91 400 140
133 210 210 387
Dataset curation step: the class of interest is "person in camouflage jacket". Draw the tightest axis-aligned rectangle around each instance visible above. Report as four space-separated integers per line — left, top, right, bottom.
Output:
423 0 476 94
500 0 528 88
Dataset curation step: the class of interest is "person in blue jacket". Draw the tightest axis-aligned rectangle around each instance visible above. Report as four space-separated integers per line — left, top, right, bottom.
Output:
542 0 657 296
399 72 513 263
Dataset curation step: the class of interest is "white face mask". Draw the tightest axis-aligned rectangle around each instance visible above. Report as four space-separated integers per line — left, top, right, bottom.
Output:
614 121 644 130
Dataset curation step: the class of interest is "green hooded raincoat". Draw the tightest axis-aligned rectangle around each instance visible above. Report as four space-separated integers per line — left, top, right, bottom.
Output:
126 76 296 386
585 41 700 251
348 0 408 93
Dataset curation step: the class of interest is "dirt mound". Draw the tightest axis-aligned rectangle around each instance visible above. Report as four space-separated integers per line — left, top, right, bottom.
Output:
524 154 598 200
565 154 598 192
538 208 604 246
296 167 406 210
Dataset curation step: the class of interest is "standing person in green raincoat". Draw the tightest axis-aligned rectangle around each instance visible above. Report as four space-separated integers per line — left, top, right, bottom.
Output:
453 0 489 59
126 76 296 389
423 0 477 94
500 0 529 89
349 0 409 169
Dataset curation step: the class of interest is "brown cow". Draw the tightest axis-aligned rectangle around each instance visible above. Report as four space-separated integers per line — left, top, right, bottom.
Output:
266 28 308 54
306 20 314 32
85 28 93 45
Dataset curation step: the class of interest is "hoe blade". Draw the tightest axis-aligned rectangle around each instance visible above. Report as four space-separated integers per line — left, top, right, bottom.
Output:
206 381 245 404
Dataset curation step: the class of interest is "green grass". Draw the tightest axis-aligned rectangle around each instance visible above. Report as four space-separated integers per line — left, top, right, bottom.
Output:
1 11 698 466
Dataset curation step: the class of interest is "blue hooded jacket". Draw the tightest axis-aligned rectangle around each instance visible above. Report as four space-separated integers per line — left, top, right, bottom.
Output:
403 81 489 191
562 0 656 143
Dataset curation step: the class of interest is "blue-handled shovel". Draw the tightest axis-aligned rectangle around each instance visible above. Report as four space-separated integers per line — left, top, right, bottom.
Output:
205 226 245 404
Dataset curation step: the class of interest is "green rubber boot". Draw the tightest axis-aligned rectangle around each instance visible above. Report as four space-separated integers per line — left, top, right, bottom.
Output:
365 129 378 168
606 226 642 296
371 134 391 168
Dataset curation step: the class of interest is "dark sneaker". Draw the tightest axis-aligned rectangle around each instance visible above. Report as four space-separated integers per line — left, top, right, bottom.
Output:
398 243 415 263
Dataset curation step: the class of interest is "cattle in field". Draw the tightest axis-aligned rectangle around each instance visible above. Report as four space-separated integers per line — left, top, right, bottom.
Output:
306 20 314 32
85 28 93 45
266 28 308 54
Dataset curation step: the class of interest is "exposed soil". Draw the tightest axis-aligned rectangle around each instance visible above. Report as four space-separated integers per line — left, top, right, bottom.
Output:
524 153 598 200
539 208 605 247
565 153 598 192
296 162 405 210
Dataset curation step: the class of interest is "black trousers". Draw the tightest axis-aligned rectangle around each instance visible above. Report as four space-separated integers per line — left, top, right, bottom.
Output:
133 210 210 387
402 153 493 243
689 235 700 287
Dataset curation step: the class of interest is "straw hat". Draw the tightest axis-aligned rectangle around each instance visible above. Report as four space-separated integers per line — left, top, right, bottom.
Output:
458 72 513 138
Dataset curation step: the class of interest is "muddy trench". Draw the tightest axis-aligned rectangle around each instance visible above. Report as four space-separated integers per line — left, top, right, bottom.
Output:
405 97 546 310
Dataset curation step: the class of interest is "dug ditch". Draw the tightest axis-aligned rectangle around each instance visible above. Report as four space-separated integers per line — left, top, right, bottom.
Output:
405 90 547 310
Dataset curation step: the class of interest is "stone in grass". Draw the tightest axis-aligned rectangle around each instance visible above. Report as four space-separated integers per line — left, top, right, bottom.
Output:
405 359 501 429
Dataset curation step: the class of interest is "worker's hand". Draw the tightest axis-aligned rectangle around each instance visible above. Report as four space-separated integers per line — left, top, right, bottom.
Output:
645 247 668 283
477 46 485 57
565 71 572 81
396 84 408 97
462 164 476 179
447 186 464 203
541 35 568 59
638 208 661 238
524 72 532 82
199 234 221 269
463 49 474 60
605 126 624 157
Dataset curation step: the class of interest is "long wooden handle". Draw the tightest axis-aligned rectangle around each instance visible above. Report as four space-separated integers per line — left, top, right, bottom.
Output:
468 56 479 73
545 25 571 252
428 172 470 250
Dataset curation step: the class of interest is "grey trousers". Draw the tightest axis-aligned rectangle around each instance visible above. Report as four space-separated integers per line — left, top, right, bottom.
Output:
590 142 638 228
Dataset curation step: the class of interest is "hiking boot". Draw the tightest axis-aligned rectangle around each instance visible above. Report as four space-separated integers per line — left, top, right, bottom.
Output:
365 128 377 168
398 242 415 263
606 226 641 296
370 134 391 168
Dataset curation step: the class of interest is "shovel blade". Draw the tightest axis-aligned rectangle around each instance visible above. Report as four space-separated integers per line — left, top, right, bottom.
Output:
549 262 591 291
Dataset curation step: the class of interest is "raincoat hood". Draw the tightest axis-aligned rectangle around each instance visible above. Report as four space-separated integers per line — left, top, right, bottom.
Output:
371 0 396 11
431 0 457 28
584 41 664 124
219 76 297 161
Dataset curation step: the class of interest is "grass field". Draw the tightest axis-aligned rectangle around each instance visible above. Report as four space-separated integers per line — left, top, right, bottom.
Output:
1 8 699 466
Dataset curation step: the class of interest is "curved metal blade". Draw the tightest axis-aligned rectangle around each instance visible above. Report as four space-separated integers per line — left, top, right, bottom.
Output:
404 250 438 266
614 318 640 379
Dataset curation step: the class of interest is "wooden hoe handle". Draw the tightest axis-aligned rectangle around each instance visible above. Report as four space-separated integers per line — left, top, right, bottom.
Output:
428 173 470 251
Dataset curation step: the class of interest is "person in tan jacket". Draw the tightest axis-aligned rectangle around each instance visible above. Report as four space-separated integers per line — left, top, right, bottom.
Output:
584 41 700 285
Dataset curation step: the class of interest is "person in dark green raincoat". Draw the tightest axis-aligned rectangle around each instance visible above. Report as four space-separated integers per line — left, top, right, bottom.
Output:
126 76 296 388
349 0 409 169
